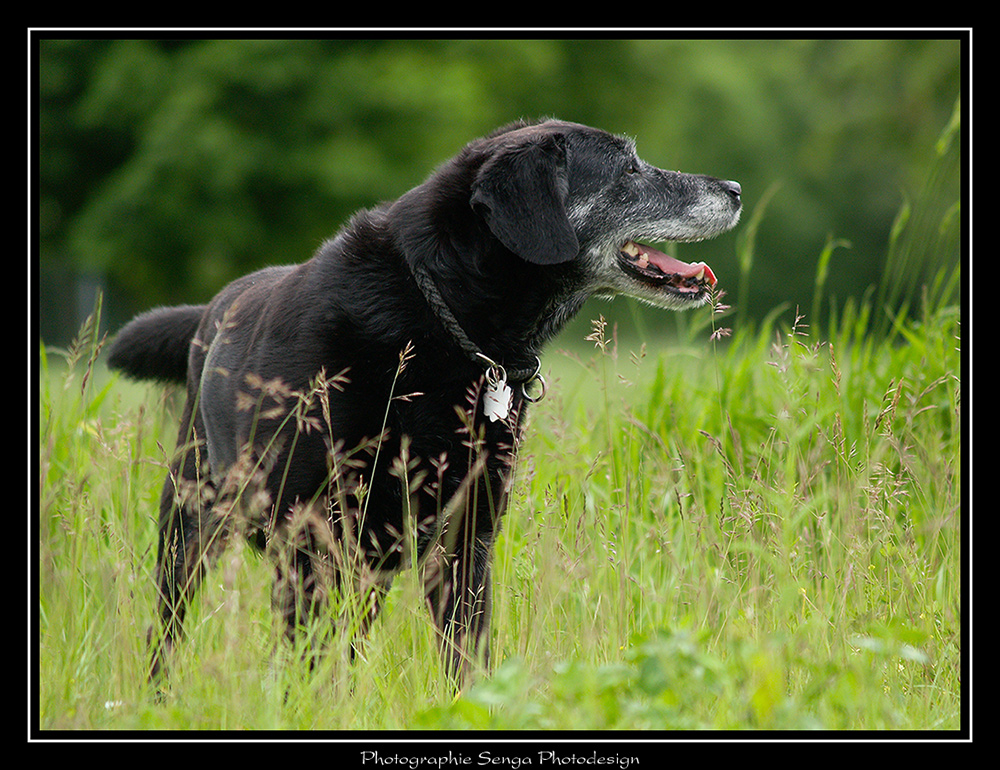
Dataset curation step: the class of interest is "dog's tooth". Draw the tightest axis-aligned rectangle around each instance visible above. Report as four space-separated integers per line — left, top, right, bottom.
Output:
622 241 640 257
637 254 649 269
694 266 705 281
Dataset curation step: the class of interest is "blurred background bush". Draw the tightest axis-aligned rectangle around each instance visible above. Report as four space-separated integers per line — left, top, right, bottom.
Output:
36 37 962 346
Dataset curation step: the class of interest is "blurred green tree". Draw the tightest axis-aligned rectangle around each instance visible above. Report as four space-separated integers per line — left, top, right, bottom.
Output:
36 37 961 344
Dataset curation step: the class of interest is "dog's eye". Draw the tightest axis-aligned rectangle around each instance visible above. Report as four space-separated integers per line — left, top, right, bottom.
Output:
624 160 641 176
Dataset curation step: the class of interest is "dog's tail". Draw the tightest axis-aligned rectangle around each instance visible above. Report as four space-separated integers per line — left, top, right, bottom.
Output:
107 304 206 384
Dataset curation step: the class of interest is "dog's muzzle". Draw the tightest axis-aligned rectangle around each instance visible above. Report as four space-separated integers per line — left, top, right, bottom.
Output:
617 240 717 293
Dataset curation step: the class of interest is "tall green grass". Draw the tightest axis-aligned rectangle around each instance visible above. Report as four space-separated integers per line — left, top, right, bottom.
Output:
36 264 962 731
468 276 961 730
37 107 962 730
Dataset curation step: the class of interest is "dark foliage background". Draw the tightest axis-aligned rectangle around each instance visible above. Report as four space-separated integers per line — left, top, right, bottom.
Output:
36 37 962 345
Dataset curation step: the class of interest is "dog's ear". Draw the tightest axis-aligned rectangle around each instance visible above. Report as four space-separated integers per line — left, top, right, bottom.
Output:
470 132 579 265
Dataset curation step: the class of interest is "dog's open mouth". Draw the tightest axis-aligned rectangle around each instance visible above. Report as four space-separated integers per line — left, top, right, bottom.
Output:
617 241 717 295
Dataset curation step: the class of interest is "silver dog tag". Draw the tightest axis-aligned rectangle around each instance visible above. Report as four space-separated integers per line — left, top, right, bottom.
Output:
483 365 512 422
484 378 512 422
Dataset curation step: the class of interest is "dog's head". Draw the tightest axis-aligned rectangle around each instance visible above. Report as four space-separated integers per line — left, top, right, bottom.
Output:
467 119 742 310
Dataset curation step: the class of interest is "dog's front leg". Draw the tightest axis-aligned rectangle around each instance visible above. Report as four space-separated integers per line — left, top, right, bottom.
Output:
425 534 494 685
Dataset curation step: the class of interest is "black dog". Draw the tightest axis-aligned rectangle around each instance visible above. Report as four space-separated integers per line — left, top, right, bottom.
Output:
108 119 741 684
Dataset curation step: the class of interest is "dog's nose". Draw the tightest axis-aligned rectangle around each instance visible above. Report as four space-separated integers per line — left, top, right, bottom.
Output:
721 180 741 201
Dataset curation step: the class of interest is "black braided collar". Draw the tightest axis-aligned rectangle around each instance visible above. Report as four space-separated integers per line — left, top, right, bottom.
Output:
407 260 544 389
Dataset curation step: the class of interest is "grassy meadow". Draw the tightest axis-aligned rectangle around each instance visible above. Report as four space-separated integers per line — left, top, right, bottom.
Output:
36 260 963 732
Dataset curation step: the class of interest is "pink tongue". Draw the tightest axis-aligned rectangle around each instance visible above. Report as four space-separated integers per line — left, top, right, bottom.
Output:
635 242 717 285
